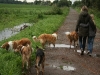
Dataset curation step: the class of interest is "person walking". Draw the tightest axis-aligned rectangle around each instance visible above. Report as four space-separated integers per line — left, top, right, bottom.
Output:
87 14 97 56
75 5 95 55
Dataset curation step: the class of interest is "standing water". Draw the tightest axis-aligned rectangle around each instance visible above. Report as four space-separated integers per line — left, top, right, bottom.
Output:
0 23 32 41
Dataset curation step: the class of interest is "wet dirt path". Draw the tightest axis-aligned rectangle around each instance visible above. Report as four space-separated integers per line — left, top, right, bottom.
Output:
29 8 100 75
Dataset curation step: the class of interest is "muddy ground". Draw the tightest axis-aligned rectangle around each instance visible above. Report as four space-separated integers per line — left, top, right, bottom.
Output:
29 8 100 75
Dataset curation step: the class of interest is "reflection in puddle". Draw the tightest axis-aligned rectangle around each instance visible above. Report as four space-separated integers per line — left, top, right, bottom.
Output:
63 66 76 71
0 23 32 41
49 44 74 48
48 64 76 71
76 50 87 53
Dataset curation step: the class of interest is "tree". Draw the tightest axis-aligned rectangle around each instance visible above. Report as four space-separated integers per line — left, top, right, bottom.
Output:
57 0 69 7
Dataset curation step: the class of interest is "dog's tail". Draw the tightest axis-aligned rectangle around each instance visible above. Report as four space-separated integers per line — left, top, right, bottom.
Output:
32 36 39 42
65 32 71 35
52 33 58 39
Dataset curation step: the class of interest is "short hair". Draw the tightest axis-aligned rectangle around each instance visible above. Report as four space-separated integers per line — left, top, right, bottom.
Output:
81 5 88 12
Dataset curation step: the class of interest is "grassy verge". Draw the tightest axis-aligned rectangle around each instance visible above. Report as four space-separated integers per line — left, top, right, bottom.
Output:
0 4 69 75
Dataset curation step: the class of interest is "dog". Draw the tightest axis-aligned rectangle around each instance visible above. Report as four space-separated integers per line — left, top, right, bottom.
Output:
32 33 57 48
15 44 32 70
1 41 17 51
17 38 31 46
1 38 31 51
35 46 45 75
66 31 78 48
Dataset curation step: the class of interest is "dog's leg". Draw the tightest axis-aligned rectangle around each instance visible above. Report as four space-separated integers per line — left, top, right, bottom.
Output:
26 60 29 70
70 40 72 49
74 41 77 52
74 41 75 48
51 42 55 48
36 67 40 75
42 43 45 49
41 57 45 75
76 41 78 48
41 63 44 75
22 56 25 71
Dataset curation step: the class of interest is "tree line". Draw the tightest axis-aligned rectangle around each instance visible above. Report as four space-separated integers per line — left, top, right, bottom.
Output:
0 0 26 4
73 0 100 10
0 0 72 7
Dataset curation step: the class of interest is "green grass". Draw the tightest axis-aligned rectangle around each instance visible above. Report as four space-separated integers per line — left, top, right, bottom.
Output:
0 4 52 31
0 4 69 75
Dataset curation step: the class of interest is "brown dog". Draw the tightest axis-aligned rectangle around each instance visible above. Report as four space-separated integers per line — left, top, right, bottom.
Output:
66 31 78 48
35 46 45 75
17 38 31 46
1 38 31 51
32 33 57 48
15 44 32 70
1 41 17 51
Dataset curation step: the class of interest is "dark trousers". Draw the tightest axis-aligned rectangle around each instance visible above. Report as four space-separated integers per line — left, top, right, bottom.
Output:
79 36 87 51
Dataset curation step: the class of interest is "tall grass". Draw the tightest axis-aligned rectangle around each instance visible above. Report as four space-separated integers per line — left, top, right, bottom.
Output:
0 4 69 75
0 4 52 31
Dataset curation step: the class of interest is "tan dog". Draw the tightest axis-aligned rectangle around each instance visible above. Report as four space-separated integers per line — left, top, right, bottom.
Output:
32 33 57 48
66 31 78 48
1 38 31 51
15 44 32 70
35 46 45 75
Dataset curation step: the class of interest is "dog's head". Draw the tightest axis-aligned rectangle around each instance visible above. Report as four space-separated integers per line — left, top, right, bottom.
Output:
1 42 9 50
1 41 12 50
15 45 23 53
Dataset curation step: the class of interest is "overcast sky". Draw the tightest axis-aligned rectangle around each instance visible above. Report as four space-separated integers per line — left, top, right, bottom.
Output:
18 0 76 3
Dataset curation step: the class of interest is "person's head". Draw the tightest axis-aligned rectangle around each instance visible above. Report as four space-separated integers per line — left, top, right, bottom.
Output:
81 5 88 12
90 14 94 20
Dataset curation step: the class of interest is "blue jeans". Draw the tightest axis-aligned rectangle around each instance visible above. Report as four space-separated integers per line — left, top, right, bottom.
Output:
79 36 87 51
87 36 95 53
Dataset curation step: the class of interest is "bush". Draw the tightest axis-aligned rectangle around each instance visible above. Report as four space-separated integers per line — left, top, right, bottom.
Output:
52 6 63 15
44 6 63 15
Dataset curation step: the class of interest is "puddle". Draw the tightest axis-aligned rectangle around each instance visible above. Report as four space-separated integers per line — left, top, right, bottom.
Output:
76 50 87 53
63 66 76 71
0 23 32 41
48 64 76 71
49 44 74 48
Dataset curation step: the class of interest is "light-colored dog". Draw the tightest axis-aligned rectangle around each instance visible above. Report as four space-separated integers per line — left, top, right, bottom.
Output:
66 31 78 48
32 33 57 48
15 44 32 70
35 46 45 75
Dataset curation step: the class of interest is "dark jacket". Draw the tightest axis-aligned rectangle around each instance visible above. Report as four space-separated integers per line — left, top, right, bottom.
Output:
75 11 95 37
89 23 96 37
